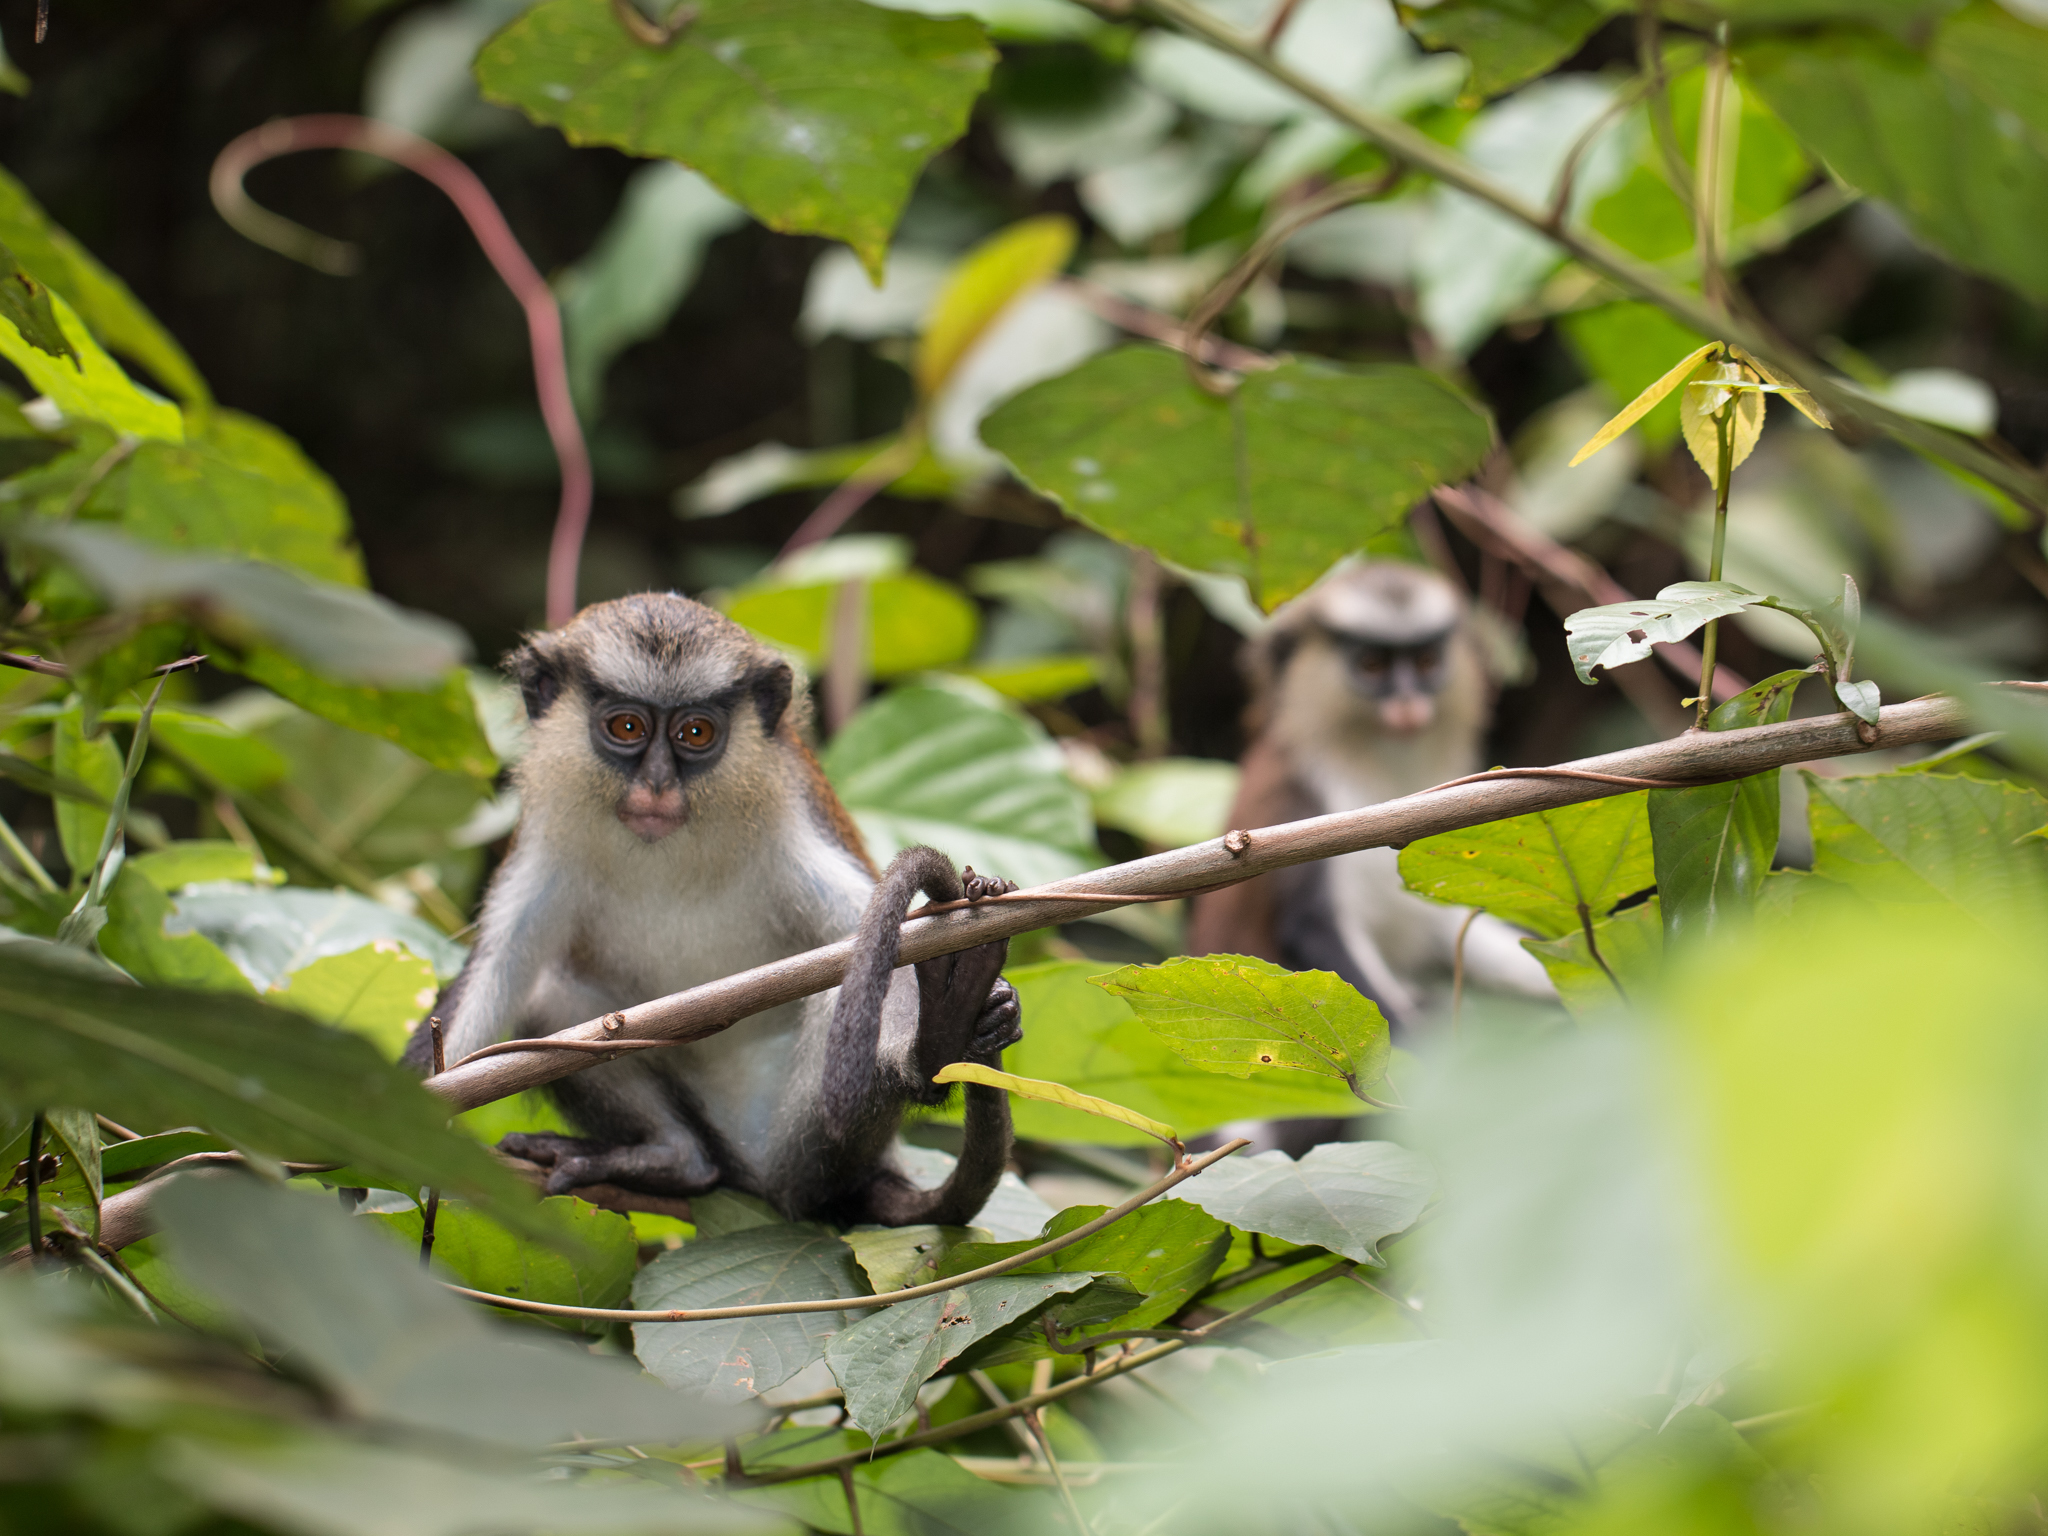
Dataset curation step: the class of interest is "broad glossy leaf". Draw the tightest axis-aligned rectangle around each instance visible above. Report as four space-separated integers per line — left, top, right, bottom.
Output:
1400 0 1608 101
843 1224 987 1294
933 1061 1178 1145
169 884 466 992
51 703 121 875
738 1439 1023 1535
1521 896 1664 1016
270 943 441 1061
127 840 269 891
725 568 979 678
821 682 1096 887
476 0 996 277
156 1178 729 1447
633 1224 870 1400
966 959 1371 1145
225 650 498 778
915 214 1075 397
374 1196 637 1333
0 944 532 1226
983 347 1493 610
1560 581 1761 683
0 290 182 441
826 1271 1099 1432
1091 756 1240 848
1171 1141 1437 1265
98 865 254 993
960 652 1098 702
1096 955 1388 1094
1650 669 1809 944
1805 768 2048 924
0 163 208 407
1400 791 1654 940
1743 23 2048 302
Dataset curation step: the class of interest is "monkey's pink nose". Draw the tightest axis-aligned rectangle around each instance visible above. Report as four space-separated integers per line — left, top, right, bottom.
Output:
1377 695 1435 734
617 785 687 842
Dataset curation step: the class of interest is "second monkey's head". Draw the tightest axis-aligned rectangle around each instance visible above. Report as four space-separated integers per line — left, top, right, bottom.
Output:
506 593 802 845
1254 561 1487 740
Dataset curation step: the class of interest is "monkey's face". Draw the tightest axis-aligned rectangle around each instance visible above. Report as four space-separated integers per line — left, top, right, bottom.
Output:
588 694 736 841
1328 629 1452 734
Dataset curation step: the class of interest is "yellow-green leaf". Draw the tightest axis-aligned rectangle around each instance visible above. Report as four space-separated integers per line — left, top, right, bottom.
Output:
914 215 1075 399
269 942 441 1061
932 1061 1180 1148
1729 345 1831 430
1568 340 1719 467
0 290 183 442
1679 360 1766 484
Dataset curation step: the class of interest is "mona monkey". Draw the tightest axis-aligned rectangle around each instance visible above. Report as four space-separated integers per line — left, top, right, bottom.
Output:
409 593 1024 1227
1186 562 1552 1027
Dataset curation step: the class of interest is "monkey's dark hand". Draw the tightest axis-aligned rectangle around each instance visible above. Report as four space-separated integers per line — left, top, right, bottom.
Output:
497 1130 721 1198
965 975 1022 1063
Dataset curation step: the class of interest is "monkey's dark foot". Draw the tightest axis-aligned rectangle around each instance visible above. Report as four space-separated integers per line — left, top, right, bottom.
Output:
959 866 1018 902
499 1132 721 1198
964 976 1023 1063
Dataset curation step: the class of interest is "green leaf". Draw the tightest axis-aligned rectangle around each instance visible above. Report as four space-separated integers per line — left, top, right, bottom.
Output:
168 883 467 993
961 959 1371 1145
1399 790 1654 940
0 1113 101 1242
842 1224 988 1294
826 1271 1099 1433
100 1128 229 1181
738 1440 1023 1535
1170 1141 1437 1266
1742 21 2048 302
726 568 979 677
269 943 441 1061
126 840 270 891
225 650 499 779
51 704 122 878
633 1224 870 1400
1095 955 1389 1096
0 162 209 407
475 0 996 278
957 652 1098 702
915 214 1075 397
1836 677 1882 724
1805 768 2048 924
0 240 77 363
0 289 182 442
374 1195 638 1333
40 1105 101 1232
1521 896 1664 1016
1560 580 1761 683
155 1177 730 1448
933 1061 1180 1146
114 707 292 795
983 347 1494 610
1091 756 1240 848
821 682 1096 888
97 864 255 993
1650 669 1810 944
0 943 537 1230
1399 0 1608 102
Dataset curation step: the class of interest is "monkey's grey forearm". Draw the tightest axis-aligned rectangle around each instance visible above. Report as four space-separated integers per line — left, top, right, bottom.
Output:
428 693 1974 1114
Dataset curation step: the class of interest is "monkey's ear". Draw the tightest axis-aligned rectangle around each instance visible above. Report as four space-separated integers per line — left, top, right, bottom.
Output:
508 642 563 721
750 659 795 734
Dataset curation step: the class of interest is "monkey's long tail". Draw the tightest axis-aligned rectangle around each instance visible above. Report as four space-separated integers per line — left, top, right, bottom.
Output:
821 845 964 1138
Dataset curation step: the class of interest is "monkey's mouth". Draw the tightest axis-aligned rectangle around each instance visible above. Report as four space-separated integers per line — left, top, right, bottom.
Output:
617 787 688 842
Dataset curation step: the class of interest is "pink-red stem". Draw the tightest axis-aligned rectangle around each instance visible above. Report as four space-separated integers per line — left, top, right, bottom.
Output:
211 114 593 629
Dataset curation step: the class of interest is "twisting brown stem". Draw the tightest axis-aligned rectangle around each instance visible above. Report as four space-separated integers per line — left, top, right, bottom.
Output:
209 116 592 628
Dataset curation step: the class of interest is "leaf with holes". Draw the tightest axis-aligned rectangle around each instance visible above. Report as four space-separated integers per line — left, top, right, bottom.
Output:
1170 1141 1437 1266
475 0 996 278
825 1271 1099 1433
1560 581 1761 684
1094 954 1388 1097
1650 669 1811 944
984 347 1493 610
633 1224 870 1401
1400 791 1654 941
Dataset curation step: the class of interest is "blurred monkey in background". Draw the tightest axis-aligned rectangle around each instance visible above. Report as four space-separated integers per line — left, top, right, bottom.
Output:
1186 562 1553 1035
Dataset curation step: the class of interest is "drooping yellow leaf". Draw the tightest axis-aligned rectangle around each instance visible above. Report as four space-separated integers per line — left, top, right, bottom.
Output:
1568 340 1721 467
914 215 1076 400
1680 360 1766 486
932 1061 1181 1149
1729 344 1832 430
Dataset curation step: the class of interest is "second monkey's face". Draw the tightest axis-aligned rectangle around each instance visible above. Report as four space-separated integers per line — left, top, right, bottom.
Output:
587 692 738 841
1327 628 1453 735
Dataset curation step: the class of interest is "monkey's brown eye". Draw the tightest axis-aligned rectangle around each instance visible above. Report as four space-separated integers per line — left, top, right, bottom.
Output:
675 714 719 751
604 712 648 745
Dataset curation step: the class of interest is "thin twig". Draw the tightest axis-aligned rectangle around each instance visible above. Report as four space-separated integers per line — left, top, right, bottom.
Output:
95 1115 141 1142
210 116 592 627
971 1369 1049 1463
421 1017 446 1268
1449 907 1480 1032
0 651 207 680
444 1141 1249 1322
1026 1404 1094 1535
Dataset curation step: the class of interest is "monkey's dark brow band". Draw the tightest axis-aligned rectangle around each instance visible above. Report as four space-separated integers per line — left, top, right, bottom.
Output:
440 1138 1250 1324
